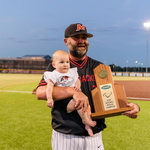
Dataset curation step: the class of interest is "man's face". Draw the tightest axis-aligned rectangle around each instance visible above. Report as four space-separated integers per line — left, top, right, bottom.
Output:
66 34 89 58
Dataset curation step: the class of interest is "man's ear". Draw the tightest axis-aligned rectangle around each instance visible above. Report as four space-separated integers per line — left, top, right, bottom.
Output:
64 38 68 46
52 62 55 68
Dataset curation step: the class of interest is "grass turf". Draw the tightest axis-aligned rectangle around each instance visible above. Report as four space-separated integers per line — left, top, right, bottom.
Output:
103 100 150 150
0 92 52 150
0 74 43 91
0 73 150 149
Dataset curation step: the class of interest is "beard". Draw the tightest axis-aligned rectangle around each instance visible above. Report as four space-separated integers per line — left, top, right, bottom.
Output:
67 40 89 58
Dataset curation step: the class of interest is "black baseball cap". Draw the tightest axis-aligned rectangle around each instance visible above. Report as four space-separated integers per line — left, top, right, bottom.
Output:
65 23 93 38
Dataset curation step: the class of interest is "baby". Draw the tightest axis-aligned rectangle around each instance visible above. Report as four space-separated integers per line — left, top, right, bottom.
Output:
44 50 96 136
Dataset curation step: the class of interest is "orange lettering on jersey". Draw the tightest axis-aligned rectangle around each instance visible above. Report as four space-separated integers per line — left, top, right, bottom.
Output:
79 75 95 82
86 75 90 81
76 24 85 31
82 75 87 82
91 75 95 81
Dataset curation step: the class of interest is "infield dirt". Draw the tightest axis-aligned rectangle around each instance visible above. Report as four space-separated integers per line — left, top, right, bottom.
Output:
115 81 150 101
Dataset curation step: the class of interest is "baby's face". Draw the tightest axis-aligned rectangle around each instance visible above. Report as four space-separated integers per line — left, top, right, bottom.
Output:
53 54 70 73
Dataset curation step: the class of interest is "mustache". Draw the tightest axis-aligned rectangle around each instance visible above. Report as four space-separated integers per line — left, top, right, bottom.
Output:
77 44 86 47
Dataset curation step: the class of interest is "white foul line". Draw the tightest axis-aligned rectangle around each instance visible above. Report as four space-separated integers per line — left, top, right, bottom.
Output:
0 90 33 94
127 97 150 101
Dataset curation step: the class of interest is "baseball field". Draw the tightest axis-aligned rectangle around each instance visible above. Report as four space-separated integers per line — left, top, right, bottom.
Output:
0 74 150 150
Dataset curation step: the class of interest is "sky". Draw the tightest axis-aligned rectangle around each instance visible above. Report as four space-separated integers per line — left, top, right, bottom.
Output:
0 0 150 68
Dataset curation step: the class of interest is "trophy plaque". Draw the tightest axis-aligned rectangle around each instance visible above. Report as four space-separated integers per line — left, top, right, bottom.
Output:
91 64 133 120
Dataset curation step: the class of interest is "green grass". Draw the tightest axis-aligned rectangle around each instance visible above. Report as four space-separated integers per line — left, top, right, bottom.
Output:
0 74 52 150
0 74 150 150
103 100 150 150
0 74 43 91
0 92 52 150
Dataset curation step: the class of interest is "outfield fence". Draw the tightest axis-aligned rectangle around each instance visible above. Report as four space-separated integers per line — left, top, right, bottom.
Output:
0 68 45 74
1 69 150 77
112 72 150 77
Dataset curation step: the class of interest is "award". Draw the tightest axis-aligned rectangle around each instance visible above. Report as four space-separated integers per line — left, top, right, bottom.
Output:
91 64 133 119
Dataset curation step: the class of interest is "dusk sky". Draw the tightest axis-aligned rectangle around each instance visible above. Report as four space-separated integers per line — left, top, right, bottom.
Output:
0 0 150 67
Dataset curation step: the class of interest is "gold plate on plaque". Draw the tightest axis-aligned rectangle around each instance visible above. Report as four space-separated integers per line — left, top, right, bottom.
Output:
98 70 108 79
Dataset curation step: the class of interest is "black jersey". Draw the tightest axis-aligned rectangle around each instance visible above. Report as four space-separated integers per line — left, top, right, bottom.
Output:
37 55 106 136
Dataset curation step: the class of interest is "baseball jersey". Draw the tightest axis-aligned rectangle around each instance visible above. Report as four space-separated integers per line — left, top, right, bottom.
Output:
37 55 106 136
44 68 78 87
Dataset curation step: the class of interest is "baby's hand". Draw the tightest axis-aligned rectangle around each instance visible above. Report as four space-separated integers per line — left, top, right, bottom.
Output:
74 85 81 92
47 99 54 108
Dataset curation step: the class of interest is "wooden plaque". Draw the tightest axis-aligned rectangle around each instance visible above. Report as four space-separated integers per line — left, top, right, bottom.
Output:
91 64 133 120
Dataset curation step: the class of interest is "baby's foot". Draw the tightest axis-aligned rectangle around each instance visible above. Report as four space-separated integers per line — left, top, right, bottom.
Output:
85 125 94 137
82 118 96 127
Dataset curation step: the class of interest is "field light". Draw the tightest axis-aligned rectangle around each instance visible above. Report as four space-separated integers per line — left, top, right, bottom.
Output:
144 22 150 27
143 22 150 73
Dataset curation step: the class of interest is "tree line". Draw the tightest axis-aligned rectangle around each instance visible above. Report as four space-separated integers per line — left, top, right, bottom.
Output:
109 64 148 72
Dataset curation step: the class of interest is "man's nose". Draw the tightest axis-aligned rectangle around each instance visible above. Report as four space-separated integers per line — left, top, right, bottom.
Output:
78 38 84 43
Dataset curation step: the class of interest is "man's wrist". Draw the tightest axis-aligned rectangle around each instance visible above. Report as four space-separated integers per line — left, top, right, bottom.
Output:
135 103 140 112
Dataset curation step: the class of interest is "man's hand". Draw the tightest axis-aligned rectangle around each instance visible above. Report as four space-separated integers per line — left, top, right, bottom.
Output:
73 92 89 112
122 103 140 119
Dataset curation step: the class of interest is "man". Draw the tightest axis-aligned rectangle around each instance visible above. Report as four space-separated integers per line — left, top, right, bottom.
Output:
36 23 140 150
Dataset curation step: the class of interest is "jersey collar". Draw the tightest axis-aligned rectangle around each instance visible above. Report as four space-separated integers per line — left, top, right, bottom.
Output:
69 55 88 68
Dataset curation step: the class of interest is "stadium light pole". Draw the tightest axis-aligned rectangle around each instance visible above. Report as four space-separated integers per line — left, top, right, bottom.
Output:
141 63 143 72
138 62 140 72
126 60 128 72
135 61 138 72
144 22 150 73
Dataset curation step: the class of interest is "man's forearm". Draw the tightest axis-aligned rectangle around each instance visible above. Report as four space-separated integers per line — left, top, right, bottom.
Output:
53 86 76 100
36 85 76 101
36 85 89 111
36 86 47 100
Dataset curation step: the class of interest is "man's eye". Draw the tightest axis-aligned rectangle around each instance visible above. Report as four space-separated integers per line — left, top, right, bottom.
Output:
82 36 87 40
74 36 79 39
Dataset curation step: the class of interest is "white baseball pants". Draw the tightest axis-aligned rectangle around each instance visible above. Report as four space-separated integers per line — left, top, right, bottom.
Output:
52 129 104 150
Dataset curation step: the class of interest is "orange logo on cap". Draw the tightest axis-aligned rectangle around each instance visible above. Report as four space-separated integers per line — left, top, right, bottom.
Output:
76 24 85 31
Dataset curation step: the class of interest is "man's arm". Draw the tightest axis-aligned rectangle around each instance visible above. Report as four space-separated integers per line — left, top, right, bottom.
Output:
36 85 75 100
36 85 89 110
36 85 47 100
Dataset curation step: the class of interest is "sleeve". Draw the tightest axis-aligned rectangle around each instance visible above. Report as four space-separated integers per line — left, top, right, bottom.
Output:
92 58 103 69
37 62 55 88
44 71 49 83
44 71 56 84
